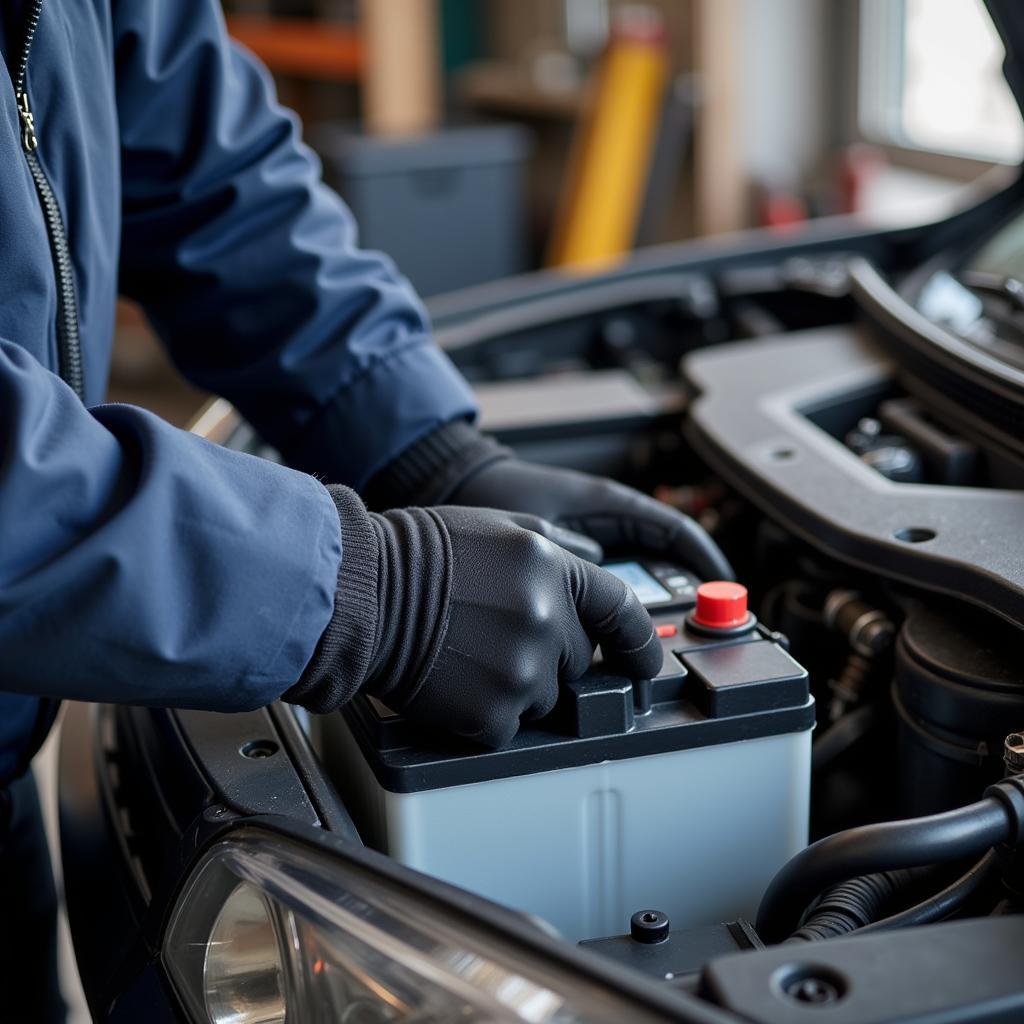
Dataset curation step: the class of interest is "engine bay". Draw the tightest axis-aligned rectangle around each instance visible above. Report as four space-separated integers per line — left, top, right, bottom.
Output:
60 187 1024 1024
312 233 1024 1007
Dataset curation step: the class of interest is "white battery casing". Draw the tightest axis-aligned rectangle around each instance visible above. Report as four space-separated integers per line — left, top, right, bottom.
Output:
324 719 811 943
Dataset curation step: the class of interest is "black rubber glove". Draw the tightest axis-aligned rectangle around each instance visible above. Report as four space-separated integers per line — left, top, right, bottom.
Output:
366 419 734 581
287 487 662 748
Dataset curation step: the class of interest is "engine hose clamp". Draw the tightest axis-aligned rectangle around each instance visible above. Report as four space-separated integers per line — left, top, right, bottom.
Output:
846 608 894 658
822 589 859 630
984 776 1024 847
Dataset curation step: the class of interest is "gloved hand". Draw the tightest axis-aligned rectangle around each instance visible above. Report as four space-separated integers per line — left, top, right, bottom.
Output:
365 420 734 581
287 487 662 748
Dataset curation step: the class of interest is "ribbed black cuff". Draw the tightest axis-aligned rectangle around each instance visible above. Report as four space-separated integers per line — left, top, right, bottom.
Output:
364 418 511 509
284 485 381 713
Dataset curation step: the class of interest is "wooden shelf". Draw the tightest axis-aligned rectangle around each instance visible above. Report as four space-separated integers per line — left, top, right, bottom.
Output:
226 14 362 81
456 61 586 119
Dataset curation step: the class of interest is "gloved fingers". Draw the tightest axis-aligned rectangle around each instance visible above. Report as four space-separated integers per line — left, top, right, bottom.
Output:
475 714 523 750
562 498 734 582
401 675 525 750
571 560 662 679
518 619 592 724
522 620 593 725
521 588 604 724
507 511 604 563
465 507 604 563
520 673 561 723
438 708 521 750
658 505 735 581
559 620 598 684
556 513 624 554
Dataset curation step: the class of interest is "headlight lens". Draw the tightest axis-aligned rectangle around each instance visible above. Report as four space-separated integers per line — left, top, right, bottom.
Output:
164 828 676 1023
204 881 286 1024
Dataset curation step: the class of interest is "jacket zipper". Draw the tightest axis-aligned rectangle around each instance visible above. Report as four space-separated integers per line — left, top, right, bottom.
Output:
13 0 85 398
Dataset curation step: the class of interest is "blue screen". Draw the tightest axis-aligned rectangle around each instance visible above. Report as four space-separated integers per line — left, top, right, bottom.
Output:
603 561 671 606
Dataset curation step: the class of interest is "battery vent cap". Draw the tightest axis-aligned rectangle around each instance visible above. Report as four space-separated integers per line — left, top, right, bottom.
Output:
693 581 749 630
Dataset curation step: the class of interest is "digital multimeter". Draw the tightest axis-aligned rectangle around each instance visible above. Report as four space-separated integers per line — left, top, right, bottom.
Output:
601 560 700 610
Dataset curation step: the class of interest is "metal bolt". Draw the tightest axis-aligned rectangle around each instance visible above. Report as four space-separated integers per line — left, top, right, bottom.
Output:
785 976 841 1005
239 738 279 759
1005 732 1024 775
630 909 670 944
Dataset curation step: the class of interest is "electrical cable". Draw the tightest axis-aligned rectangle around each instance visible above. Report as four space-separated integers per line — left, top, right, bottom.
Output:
756 777 1024 943
785 868 918 942
857 850 1000 933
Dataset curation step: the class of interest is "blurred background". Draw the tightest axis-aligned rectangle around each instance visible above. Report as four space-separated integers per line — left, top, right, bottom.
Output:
110 0 1024 427
51 5 1024 1018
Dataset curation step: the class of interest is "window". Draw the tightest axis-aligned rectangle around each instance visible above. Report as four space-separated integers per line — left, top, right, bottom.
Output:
859 0 1024 165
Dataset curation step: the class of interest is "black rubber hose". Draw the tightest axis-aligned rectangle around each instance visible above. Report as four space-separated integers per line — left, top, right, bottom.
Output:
756 795 1010 943
786 868 917 942
857 850 999 934
812 704 877 772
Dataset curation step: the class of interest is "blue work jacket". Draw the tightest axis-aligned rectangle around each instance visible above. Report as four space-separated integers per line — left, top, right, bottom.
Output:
0 0 477 781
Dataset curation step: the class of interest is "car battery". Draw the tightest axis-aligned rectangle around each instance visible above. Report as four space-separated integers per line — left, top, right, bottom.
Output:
322 562 814 943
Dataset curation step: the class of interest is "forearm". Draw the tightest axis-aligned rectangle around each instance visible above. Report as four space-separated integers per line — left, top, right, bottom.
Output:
0 340 338 709
115 0 476 489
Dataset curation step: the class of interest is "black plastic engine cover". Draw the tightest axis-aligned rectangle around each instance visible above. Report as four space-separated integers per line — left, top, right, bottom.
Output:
701 917 1024 1023
683 327 1024 630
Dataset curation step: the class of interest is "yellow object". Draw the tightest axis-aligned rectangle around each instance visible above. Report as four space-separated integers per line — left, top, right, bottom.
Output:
547 29 669 272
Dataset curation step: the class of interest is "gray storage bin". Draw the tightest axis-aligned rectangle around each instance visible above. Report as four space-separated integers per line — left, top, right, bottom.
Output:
311 123 532 297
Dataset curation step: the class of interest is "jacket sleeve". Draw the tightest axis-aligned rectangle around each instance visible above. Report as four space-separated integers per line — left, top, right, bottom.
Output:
0 339 340 710
113 0 477 491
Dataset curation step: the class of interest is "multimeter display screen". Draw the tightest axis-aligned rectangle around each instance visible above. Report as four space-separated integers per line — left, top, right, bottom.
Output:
603 561 671 606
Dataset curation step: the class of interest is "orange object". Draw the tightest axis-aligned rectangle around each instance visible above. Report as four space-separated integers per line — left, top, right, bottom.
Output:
656 623 678 639
837 143 887 215
226 15 362 81
759 190 808 230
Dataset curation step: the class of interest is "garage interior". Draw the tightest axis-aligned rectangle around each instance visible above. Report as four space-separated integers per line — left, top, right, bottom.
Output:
14 1 1024 1022
102 0 1017 433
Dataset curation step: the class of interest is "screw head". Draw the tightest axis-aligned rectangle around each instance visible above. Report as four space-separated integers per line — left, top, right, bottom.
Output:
239 738 279 759
773 964 848 1008
786 977 840 1005
630 909 670 944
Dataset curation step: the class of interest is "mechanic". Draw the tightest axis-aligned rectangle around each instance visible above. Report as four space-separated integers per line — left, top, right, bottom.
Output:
0 2 731 1017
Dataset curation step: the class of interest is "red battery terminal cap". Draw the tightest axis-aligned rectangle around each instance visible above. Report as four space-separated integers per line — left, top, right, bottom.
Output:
693 581 750 630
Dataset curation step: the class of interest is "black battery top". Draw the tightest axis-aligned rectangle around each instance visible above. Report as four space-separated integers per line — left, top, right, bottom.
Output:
341 562 815 793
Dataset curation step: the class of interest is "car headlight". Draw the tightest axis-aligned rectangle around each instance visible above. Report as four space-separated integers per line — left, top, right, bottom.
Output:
163 827 679 1023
